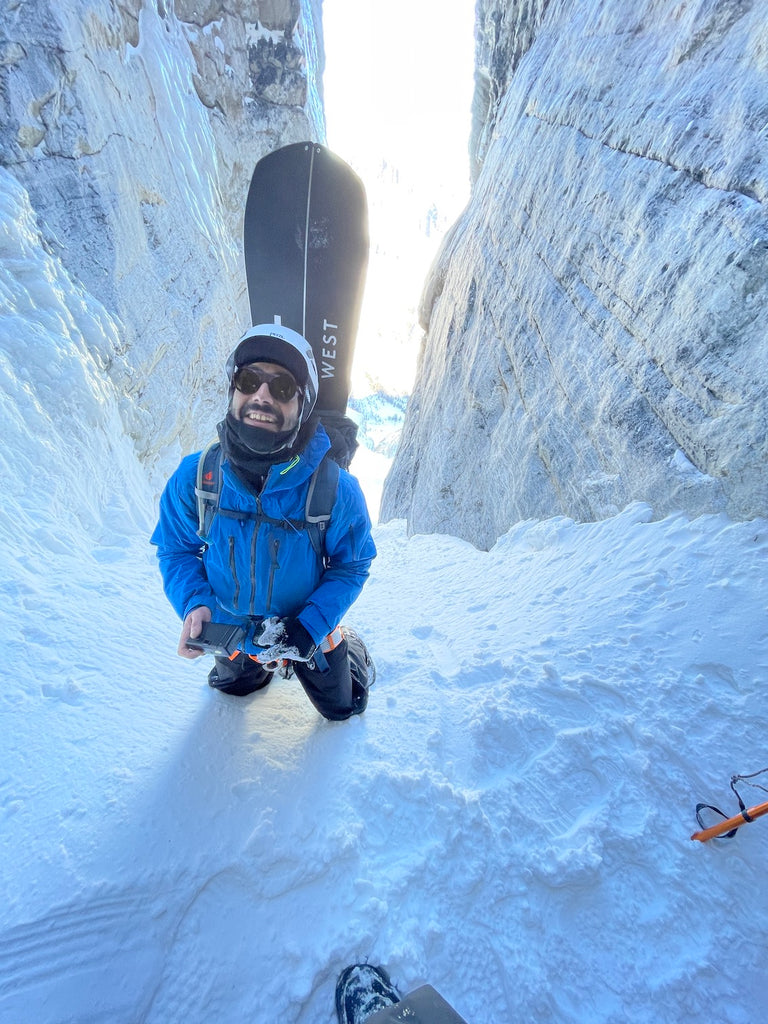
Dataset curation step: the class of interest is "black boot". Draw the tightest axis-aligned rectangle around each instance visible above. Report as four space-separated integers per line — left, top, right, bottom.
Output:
344 627 376 715
335 964 400 1024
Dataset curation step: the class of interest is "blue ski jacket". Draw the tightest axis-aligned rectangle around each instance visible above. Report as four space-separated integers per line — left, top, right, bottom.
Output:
150 426 376 645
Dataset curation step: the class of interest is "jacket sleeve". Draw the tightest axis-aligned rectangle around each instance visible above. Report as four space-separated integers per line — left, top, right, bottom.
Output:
297 470 377 643
150 454 218 620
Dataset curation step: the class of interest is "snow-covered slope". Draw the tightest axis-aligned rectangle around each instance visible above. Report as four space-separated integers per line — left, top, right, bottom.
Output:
2 162 767 1024
2 484 766 1021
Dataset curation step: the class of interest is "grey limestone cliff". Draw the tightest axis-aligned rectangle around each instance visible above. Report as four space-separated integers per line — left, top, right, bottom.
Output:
1 0 324 472
382 0 768 548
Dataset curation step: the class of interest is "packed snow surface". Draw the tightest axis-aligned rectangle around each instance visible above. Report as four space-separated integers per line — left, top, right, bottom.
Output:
3 503 767 1023
1 174 766 1024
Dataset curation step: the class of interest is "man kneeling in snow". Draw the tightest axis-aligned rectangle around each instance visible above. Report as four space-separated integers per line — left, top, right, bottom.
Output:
151 324 376 720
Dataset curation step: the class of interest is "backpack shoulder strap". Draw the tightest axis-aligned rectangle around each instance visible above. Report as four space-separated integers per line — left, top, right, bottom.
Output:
304 454 340 560
194 440 222 538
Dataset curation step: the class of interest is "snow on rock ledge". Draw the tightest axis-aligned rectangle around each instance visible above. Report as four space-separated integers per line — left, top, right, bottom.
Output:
382 0 768 549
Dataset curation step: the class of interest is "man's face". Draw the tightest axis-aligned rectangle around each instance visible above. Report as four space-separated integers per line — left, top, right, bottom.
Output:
230 361 301 433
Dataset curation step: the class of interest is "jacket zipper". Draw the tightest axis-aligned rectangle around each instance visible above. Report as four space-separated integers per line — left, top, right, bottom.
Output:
228 535 240 607
248 523 259 616
247 494 264 617
266 536 281 611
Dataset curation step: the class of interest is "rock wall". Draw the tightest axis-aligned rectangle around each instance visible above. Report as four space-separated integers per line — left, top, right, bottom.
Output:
0 0 324 480
382 0 768 549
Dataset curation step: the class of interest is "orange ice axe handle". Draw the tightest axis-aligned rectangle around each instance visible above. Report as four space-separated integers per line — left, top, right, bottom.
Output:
691 800 768 842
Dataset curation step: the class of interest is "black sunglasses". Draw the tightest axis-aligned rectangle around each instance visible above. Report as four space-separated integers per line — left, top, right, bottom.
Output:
233 366 298 403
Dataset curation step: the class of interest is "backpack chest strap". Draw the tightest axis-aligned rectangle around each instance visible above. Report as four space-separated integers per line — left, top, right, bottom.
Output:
212 506 313 535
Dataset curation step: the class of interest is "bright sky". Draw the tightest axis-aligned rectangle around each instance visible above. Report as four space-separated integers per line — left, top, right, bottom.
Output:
321 0 476 395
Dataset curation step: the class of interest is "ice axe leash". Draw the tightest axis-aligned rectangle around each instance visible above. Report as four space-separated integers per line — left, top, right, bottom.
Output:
691 768 768 842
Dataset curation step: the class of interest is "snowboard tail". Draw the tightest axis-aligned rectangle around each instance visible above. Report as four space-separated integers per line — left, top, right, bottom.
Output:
243 142 369 413
364 985 469 1024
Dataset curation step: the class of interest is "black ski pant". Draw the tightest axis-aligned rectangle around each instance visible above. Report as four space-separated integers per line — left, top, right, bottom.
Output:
209 628 372 720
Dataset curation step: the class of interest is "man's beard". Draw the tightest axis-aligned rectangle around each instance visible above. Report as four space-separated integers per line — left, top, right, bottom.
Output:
221 387 303 465
230 415 296 456
237 399 289 433
217 406 317 492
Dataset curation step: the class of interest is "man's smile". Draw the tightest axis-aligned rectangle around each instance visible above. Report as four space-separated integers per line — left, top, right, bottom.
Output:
241 401 283 429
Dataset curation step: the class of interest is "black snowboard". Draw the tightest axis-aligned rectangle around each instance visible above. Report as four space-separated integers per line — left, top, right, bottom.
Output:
243 142 369 414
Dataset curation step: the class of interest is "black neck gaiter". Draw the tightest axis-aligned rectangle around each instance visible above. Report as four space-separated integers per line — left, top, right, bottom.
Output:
218 412 318 492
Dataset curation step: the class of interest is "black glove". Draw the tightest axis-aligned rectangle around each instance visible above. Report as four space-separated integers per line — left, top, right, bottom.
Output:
253 616 317 663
